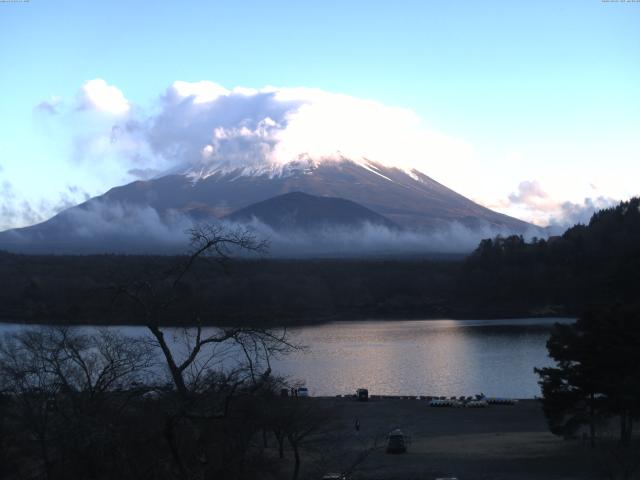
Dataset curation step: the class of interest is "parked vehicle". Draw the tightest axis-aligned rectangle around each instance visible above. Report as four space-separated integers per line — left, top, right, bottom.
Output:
386 428 407 453
356 388 369 401
297 387 309 397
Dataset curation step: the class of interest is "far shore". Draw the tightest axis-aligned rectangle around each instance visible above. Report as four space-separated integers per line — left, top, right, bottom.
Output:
0 315 576 328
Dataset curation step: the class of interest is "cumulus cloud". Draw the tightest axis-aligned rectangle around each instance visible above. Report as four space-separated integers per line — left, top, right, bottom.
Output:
497 180 618 230
171 80 230 104
549 197 618 229
77 79 130 115
25 78 638 240
508 180 548 205
143 82 302 175
41 79 473 182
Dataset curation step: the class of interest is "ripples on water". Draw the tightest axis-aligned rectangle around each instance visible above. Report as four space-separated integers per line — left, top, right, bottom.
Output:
0 318 574 399
271 318 575 399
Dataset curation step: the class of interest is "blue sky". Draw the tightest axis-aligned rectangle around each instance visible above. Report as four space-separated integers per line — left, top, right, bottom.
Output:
1 0 639 229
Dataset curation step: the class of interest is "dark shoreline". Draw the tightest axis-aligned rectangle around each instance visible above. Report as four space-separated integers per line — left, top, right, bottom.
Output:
0 252 581 327
0 314 576 328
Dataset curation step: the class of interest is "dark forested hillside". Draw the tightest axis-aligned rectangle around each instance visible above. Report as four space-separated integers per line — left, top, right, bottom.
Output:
0 197 638 326
460 197 640 313
0 254 464 325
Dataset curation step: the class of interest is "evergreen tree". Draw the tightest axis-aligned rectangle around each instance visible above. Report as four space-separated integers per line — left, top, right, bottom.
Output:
536 305 640 445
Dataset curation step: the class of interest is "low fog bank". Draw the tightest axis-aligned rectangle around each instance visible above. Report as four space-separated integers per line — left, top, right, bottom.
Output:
0 201 194 255
240 218 543 257
0 201 545 257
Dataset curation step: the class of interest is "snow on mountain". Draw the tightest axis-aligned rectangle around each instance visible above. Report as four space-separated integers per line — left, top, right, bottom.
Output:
0 156 539 254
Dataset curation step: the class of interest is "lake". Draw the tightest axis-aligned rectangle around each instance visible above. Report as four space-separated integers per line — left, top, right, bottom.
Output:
271 318 574 399
0 318 573 399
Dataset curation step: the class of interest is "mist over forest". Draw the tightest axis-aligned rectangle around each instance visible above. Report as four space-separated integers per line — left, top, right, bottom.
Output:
2 197 638 327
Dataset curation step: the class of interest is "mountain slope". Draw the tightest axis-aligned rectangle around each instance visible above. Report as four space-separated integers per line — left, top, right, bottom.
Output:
224 191 399 231
95 158 531 230
0 158 536 254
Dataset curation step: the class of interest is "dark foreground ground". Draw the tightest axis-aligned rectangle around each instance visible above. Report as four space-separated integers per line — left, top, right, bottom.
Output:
297 398 625 480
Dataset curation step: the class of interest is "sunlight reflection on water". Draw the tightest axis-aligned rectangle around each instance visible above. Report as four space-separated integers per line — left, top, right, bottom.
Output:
270 318 575 398
0 318 574 398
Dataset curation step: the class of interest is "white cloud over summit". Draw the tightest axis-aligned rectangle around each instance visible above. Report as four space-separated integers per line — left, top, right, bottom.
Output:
57 79 473 180
170 81 231 104
25 78 629 231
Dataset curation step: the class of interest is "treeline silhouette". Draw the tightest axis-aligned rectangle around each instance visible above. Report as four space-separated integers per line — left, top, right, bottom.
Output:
0 227 373 480
0 255 464 325
461 197 640 314
0 326 347 480
1 197 639 325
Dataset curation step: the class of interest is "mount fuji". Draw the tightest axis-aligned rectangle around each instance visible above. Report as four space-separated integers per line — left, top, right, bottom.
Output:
0 157 535 255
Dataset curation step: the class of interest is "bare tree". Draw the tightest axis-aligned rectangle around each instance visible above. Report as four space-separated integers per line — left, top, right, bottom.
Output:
0 326 155 480
112 224 300 479
0 329 61 479
0 226 302 480
279 400 335 480
114 225 297 398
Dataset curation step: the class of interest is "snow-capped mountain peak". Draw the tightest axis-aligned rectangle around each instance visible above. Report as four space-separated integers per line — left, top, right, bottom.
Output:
181 154 418 185
182 153 319 182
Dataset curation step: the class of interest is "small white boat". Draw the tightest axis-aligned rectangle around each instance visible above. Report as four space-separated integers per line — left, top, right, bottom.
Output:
465 400 489 408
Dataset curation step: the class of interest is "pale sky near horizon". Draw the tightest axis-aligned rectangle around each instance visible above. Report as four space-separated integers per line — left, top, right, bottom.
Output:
1 0 639 230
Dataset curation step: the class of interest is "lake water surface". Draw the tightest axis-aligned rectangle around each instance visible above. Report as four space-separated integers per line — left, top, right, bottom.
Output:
271 318 574 398
0 318 573 399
